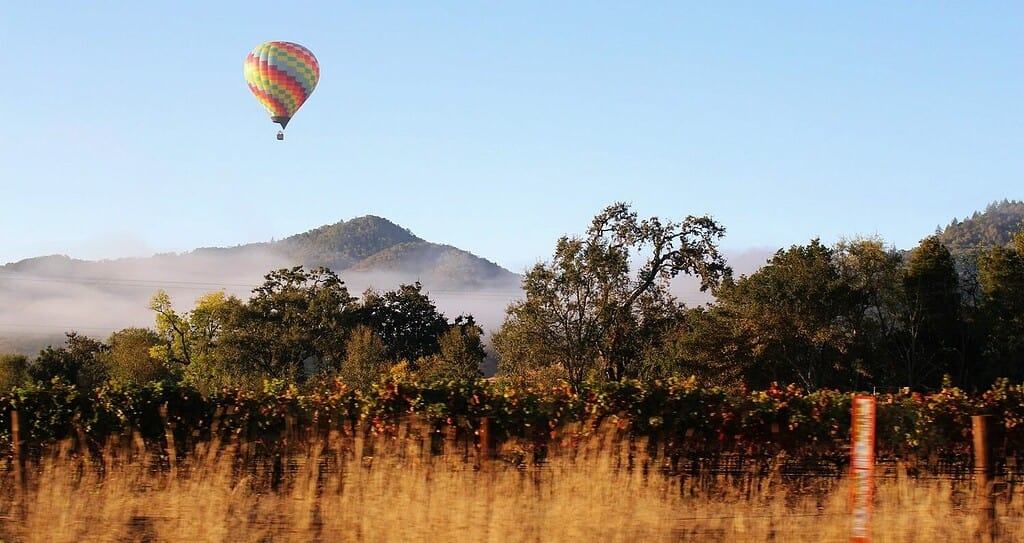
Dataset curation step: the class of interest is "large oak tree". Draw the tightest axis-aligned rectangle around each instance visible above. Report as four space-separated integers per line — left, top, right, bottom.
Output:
494 203 728 389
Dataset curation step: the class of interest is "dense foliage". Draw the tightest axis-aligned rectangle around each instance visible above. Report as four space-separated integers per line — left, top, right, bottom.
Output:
494 202 1024 392
938 199 1024 256
3 378 1024 461
493 203 728 389
687 230 1024 391
0 268 486 399
3 201 1023 400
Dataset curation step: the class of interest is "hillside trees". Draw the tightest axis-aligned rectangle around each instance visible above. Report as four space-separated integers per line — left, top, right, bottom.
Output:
13 201 1024 394
938 199 1024 255
281 215 421 269
494 203 728 389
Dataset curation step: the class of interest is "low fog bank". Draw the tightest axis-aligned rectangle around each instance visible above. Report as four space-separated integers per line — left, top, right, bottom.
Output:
0 252 524 355
330 270 523 337
0 248 295 354
0 248 771 356
668 247 776 307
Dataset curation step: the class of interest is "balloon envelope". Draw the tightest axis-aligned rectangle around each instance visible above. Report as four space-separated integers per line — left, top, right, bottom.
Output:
244 41 319 129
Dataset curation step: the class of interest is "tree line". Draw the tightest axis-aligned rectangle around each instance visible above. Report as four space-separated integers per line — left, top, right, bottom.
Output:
0 269 485 393
493 203 1024 392
1 202 1022 394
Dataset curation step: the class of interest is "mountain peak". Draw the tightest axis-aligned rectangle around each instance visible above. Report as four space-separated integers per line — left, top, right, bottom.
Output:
279 215 424 270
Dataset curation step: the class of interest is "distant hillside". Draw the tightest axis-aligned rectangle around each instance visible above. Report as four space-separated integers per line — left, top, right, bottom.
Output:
1 215 520 291
274 216 519 288
0 216 522 354
937 199 1024 256
350 241 516 288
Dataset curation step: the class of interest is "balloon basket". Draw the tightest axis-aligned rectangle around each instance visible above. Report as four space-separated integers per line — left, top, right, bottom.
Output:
276 131 284 141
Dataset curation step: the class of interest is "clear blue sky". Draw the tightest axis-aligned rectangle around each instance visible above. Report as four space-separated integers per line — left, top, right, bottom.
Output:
2 2 1021 273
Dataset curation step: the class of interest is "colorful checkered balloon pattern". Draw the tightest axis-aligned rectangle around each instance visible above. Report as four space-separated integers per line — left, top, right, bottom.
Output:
244 41 319 128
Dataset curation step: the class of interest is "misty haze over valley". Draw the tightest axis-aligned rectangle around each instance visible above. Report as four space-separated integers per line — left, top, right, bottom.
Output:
0 215 775 354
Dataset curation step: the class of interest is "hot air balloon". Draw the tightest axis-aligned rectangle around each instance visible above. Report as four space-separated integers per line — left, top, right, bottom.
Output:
244 41 320 140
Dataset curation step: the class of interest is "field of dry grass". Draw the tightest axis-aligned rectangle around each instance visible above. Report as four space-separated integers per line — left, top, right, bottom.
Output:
2 424 1023 543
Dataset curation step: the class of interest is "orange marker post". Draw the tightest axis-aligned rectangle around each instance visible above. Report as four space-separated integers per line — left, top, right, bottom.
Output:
850 395 876 543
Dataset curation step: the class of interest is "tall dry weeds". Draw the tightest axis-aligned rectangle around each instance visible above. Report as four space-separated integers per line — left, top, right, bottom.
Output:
1 424 1022 542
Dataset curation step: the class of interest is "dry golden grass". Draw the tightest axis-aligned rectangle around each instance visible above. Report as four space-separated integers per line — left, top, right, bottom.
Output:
2 426 1022 543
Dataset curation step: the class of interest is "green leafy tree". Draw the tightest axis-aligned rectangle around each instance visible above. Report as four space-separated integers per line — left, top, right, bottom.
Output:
339 324 389 389
637 306 747 387
29 332 108 389
833 237 907 387
149 290 252 391
495 203 728 390
899 236 964 388
712 240 858 389
977 235 1024 381
416 318 486 381
0 353 29 390
180 291 249 389
149 290 193 366
354 282 450 366
233 266 356 381
104 327 170 386
491 305 563 386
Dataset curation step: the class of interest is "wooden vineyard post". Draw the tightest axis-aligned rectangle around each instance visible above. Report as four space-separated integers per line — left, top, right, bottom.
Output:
285 413 296 451
159 403 177 476
850 395 876 543
11 410 26 496
447 422 458 453
973 415 996 543
476 417 496 469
